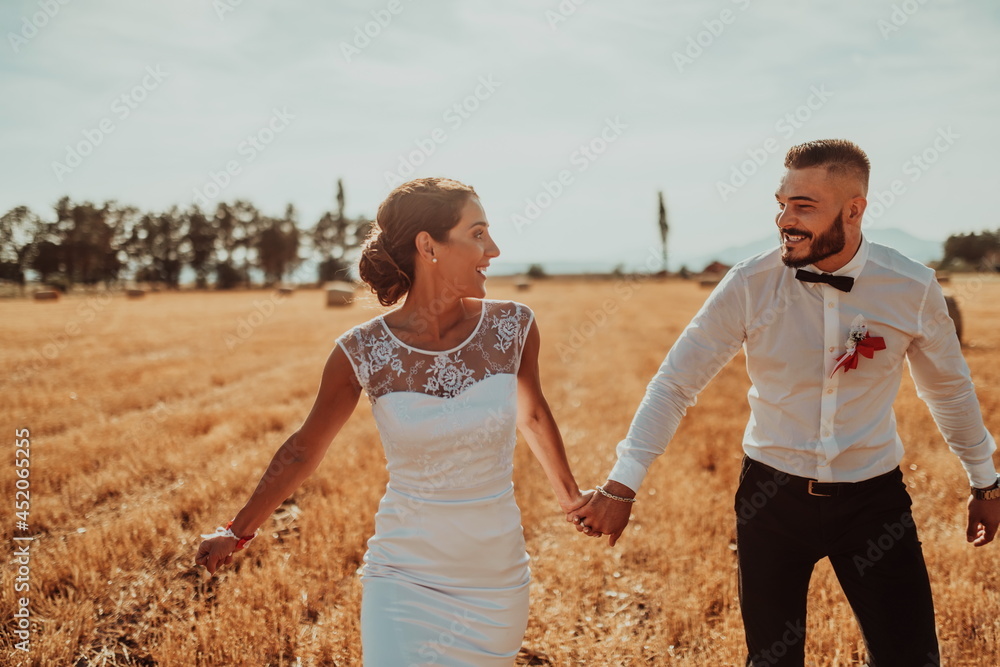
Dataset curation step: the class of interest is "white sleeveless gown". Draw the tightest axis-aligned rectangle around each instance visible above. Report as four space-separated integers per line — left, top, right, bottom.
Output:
337 300 534 666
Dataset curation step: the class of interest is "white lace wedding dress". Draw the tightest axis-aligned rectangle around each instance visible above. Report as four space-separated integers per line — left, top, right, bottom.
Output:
336 299 535 666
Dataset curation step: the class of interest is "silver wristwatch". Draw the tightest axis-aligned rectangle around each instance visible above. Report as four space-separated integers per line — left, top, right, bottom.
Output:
972 474 1000 501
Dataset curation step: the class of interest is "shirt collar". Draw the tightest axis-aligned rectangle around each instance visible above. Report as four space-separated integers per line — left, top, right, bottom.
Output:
803 235 868 280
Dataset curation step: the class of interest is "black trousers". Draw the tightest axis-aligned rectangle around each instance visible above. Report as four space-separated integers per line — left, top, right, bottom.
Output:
735 456 940 667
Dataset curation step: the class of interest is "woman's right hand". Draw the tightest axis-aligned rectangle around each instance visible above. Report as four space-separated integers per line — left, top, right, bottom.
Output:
195 536 238 575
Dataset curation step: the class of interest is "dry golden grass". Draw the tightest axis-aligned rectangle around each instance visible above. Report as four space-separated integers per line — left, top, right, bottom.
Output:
1 276 998 666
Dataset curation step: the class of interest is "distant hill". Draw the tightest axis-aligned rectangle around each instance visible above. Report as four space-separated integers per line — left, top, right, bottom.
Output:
685 227 942 270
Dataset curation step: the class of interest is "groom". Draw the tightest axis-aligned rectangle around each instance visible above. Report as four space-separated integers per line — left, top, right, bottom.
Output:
572 139 1000 666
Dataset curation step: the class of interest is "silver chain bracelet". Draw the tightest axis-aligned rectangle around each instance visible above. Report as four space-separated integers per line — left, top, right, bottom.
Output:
596 485 636 503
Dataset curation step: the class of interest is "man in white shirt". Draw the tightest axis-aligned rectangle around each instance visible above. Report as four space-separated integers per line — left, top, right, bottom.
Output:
571 139 1000 666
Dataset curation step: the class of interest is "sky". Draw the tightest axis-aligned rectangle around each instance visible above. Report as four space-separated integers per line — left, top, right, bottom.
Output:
2 0 999 273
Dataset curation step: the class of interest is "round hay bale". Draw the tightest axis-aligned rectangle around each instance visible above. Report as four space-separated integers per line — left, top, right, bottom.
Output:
699 278 720 288
126 289 145 298
935 270 951 284
33 290 59 301
325 281 356 307
943 293 963 345
276 286 294 296
515 278 531 291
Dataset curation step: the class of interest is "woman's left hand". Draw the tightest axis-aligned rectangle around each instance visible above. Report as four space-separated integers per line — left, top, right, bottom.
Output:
560 489 594 515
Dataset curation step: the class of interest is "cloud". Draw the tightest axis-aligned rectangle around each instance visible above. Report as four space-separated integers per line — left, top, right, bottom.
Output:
2 0 998 269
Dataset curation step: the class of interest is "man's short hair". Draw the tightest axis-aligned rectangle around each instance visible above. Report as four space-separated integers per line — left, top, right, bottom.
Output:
784 139 870 194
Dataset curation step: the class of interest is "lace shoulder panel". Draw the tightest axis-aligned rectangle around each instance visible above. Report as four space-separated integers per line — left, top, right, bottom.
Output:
335 315 402 399
480 300 534 367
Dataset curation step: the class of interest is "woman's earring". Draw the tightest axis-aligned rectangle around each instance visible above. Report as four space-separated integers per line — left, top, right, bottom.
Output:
431 257 438 264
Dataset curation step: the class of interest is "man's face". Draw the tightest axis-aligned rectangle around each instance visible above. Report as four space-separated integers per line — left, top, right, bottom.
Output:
775 167 855 271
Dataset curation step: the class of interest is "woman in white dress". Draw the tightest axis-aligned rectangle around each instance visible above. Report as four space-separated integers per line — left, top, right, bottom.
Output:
196 177 592 666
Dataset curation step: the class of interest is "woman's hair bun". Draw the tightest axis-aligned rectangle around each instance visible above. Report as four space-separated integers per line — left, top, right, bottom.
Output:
359 228 412 307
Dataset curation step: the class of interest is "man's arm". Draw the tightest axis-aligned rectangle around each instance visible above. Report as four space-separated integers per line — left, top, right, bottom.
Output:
570 266 748 544
907 280 999 545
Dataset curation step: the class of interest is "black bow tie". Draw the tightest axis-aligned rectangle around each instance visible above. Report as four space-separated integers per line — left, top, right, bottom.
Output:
795 269 854 293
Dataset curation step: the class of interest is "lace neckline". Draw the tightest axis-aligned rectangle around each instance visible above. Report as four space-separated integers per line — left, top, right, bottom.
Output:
378 300 487 355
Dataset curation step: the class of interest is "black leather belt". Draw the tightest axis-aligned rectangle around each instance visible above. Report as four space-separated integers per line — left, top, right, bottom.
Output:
749 458 899 497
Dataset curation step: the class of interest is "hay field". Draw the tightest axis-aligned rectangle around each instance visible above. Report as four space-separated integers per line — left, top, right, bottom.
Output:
1 276 998 666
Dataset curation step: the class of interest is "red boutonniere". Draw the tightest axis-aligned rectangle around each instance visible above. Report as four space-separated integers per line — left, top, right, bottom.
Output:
831 315 886 377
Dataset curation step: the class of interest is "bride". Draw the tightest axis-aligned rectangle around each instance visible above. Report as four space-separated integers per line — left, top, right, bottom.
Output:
195 177 591 665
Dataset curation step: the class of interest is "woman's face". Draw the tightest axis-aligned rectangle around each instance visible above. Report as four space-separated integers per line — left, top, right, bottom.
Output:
435 196 500 299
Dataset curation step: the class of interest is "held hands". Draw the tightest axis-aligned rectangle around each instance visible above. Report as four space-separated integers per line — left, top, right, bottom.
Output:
560 489 595 515
566 481 636 547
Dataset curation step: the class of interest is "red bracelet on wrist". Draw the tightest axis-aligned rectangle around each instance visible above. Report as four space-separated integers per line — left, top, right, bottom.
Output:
201 520 258 550
225 520 257 551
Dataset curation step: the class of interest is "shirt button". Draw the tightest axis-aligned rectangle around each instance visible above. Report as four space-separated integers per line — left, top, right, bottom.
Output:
827 302 835 308
826 388 834 394
828 346 835 352
822 430 831 437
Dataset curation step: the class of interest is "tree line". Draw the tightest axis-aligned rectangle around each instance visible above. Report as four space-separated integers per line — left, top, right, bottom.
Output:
2 185 996 292
0 181 370 292
940 230 1000 271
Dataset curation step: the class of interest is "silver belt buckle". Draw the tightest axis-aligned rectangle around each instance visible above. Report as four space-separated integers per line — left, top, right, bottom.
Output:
807 480 832 497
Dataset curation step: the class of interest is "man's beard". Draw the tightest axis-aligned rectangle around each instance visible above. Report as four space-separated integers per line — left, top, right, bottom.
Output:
780 211 847 269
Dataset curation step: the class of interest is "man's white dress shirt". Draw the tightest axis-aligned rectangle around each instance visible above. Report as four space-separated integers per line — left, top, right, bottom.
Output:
609 237 998 491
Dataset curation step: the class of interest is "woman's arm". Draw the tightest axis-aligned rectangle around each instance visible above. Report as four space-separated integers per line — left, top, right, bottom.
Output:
516 319 589 514
196 345 362 573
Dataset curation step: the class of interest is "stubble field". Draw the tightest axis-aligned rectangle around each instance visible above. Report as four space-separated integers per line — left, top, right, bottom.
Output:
1 276 998 666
